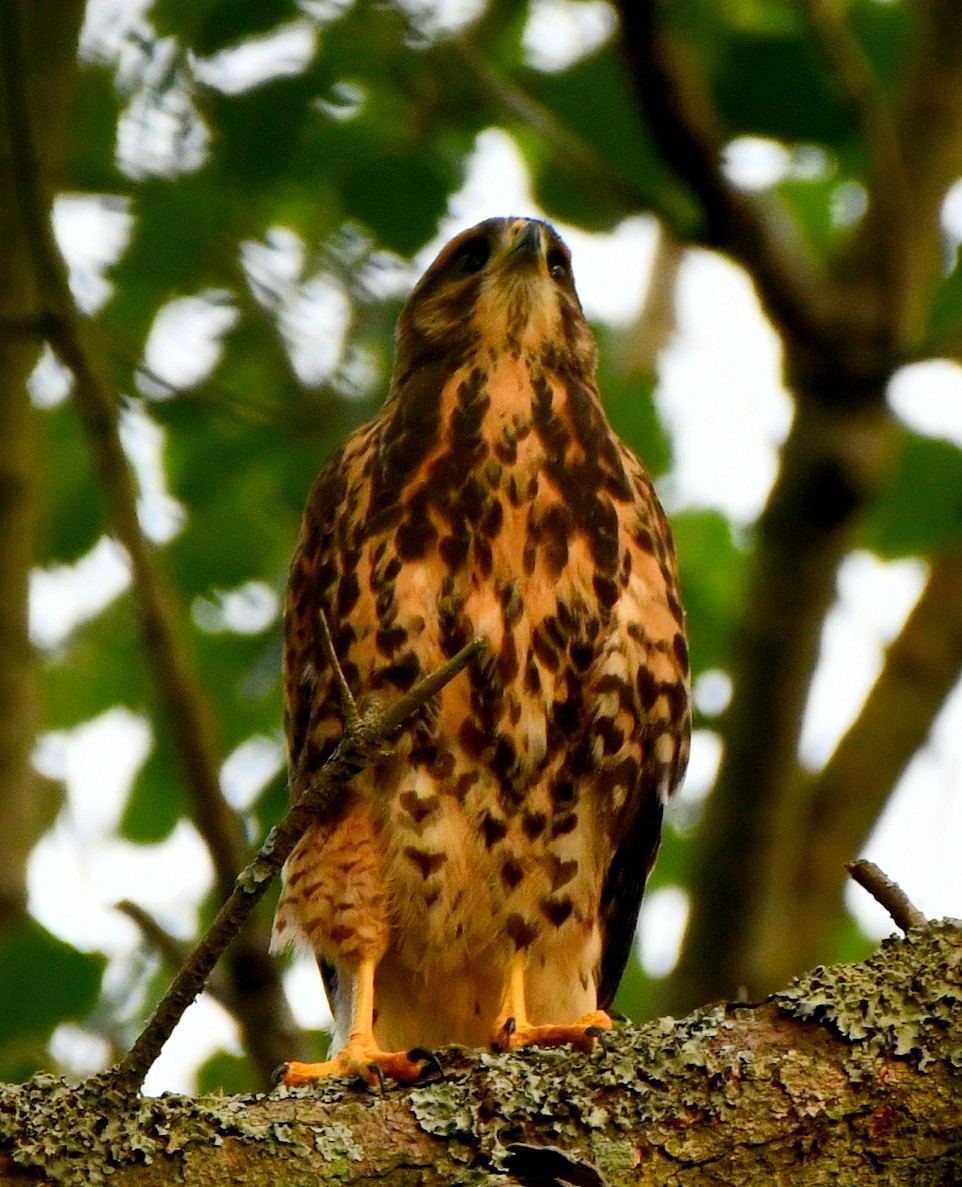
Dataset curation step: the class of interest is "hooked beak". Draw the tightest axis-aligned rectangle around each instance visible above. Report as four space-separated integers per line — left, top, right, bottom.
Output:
504 221 544 269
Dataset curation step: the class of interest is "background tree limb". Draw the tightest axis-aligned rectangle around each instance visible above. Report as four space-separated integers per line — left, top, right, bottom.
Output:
0 0 83 926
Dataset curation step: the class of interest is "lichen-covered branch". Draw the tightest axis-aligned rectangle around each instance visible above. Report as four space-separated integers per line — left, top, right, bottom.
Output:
3 922 961 1186
106 638 482 1095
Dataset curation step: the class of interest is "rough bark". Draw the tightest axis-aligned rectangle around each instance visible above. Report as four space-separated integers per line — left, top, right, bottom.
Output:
2 922 961 1186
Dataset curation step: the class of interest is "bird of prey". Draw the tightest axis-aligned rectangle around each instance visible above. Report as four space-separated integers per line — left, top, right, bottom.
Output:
272 216 690 1086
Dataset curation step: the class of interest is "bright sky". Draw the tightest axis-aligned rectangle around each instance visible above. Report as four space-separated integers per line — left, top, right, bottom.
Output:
24 0 962 1092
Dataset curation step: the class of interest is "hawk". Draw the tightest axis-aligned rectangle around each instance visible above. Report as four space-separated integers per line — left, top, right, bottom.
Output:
272 217 690 1086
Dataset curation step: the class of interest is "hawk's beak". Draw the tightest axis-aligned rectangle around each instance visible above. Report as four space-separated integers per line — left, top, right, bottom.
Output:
505 221 544 269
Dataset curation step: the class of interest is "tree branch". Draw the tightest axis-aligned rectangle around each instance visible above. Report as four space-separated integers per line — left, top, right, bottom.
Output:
799 0 912 333
448 37 655 217
611 0 837 352
4 921 961 1184
763 548 962 975
896 0 962 345
0 0 84 926
847 860 929 932
104 638 482 1095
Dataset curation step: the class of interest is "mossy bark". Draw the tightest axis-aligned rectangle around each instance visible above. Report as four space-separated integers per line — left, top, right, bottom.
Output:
2 923 961 1186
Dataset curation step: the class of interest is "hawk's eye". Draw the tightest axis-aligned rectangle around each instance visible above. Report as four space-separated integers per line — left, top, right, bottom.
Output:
547 247 570 281
452 237 490 275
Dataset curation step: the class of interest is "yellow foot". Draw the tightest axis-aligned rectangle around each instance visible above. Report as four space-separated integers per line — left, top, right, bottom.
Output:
491 1009 613 1054
275 1043 439 1089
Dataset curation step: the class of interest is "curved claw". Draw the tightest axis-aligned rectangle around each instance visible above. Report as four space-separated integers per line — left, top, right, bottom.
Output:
407 1046 445 1080
271 1062 290 1089
585 1026 608 1056
491 1015 518 1053
366 1062 386 1095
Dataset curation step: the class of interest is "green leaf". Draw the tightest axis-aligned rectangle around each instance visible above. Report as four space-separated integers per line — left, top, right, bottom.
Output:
196 1049 257 1095
521 46 685 230
36 400 104 564
672 510 749 673
863 433 962 558
0 917 105 1080
42 598 150 730
595 327 671 478
153 0 298 52
926 254 962 349
120 730 187 843
714 31 850 147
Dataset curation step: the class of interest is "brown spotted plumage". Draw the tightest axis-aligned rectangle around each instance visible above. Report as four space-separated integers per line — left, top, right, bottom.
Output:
272 218 690 1086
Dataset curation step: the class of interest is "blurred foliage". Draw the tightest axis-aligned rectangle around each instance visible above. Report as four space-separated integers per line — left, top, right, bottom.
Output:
0 920 105 1082
8 0 962 1088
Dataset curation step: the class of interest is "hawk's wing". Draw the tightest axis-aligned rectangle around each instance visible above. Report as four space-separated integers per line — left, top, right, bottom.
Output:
594 444 690 1009
284 422 381 796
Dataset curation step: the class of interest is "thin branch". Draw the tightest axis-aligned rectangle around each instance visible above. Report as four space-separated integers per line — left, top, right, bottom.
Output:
115 901 194 971
847 860 928 932
620 225 684 375
898 0 962 255
105 637 482 1094
800 0 908 209
449 38 654 216
317 609 360 734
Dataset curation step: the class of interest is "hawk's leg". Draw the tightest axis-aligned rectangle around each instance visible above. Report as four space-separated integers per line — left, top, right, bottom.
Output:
491 951 612 1054
277 958 432 1088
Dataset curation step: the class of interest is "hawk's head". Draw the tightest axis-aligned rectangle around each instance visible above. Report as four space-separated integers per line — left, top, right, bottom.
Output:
393 218 597 388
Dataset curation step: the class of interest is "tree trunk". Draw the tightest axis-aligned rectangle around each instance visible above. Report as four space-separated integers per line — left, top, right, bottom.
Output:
0 0 85 925
3 922 961 1186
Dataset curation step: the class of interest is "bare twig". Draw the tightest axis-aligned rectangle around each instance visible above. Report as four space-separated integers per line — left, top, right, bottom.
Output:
115 900 194 972
105 637 482 1093
847 860 928 932
317 609 361 733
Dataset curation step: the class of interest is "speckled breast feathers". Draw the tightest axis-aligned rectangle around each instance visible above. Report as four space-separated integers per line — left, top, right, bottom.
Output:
272 217 690 1052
